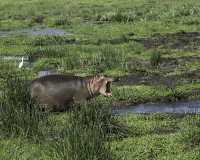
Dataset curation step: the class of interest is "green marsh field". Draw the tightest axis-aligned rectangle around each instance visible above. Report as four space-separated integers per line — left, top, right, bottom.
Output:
0 0 200 159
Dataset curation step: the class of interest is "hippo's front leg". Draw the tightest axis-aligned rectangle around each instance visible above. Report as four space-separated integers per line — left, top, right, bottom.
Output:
73 96 88 107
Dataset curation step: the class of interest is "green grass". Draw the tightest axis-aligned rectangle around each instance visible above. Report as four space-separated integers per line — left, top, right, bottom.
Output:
0 76 122 159
0 78 200 159
111 113 200 160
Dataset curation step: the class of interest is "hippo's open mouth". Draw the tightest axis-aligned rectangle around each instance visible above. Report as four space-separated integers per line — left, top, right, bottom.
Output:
105 82 112 97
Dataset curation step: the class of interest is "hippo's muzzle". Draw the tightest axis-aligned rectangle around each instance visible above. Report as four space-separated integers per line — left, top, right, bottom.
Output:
96 75 119 97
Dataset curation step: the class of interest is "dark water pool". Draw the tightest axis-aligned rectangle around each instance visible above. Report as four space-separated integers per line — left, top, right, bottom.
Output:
113 99 200 115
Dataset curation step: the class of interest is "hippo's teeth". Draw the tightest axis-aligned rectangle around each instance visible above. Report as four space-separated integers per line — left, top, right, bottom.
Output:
106 93 112 97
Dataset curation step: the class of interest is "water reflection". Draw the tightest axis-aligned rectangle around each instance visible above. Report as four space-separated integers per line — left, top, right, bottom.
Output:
113 99 200 115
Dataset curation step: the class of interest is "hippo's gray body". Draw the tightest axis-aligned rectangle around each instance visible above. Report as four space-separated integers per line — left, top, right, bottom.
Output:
28 75 118 111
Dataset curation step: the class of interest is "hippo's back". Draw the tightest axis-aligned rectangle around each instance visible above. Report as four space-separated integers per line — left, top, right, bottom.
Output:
28 75 89 111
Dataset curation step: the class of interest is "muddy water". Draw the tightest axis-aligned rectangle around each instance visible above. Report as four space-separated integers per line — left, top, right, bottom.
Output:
113 99 200 115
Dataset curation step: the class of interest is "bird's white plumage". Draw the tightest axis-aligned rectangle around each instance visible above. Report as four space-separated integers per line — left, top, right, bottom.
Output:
19 57 24 68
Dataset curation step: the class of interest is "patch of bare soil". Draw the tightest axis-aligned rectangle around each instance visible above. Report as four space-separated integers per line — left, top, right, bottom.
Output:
130 31 200 50
47 31 200 51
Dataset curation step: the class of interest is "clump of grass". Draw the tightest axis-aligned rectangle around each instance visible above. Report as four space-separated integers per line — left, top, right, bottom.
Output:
96 10 137 23
29 35 75 46
53 15 69 26
177 114 200 146
61 56 83 70
46 101 133 160
0 76 49 139
96 44 125 70
44 15 70 27
149 48 162 67
0 60 19 78
0 60 34 79
26 46 67 61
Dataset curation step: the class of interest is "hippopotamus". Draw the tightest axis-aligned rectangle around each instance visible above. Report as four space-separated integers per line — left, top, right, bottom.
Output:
28 75 119 111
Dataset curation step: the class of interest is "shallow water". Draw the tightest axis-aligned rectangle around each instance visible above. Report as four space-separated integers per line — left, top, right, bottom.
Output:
38 68 57 77
2 56 28 61
113 99 200 115
0 27 74 36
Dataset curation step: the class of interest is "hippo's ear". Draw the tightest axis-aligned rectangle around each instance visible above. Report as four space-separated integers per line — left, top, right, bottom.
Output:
93 75 104 82
92 75 100 82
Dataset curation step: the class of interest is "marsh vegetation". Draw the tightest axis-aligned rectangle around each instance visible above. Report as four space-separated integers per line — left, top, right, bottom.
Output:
0 0 200 159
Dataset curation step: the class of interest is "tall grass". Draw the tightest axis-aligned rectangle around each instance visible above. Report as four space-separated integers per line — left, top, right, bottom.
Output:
0 75 127 159
59 44 126 74
97 45 125 70
95 3 200 25
29 35 75 46
44 14 70 27
0 76 49 139
177 114 200 145
26 45 67 61
149 48 162 67
46 102 124 160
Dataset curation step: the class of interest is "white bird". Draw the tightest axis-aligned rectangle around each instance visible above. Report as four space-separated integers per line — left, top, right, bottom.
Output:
19 56 24 68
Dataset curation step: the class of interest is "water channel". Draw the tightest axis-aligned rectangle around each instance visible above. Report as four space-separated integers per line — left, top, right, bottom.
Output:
113 99 200 115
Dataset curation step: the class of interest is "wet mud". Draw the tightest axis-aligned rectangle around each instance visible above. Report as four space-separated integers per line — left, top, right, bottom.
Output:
131 31 200 51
